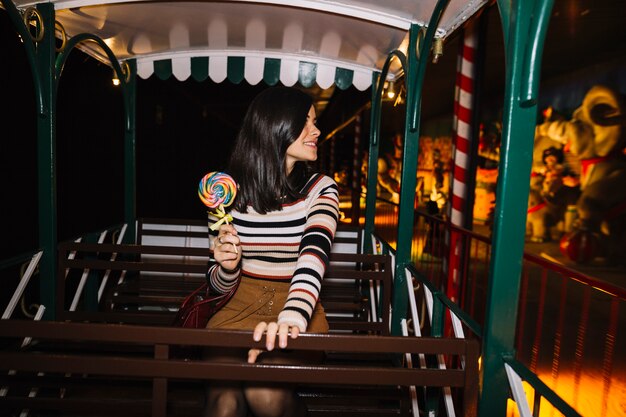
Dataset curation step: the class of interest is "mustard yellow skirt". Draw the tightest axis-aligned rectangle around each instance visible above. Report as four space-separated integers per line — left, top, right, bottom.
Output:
204 277 328 365
206 276 329 334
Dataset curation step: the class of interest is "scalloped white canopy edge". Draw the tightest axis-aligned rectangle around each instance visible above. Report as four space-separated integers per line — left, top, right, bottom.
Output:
12 0 489 89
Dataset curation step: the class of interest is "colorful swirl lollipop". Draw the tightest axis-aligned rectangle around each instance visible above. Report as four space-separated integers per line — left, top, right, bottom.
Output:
198 171 237 209
198 172 238 251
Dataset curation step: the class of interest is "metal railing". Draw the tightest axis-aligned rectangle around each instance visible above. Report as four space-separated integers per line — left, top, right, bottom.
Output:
367 199 625 417
1 237 478 417
0 320 479 417
370 232 479 417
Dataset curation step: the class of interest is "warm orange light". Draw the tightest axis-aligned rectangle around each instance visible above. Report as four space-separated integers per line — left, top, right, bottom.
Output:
506 370 624 417
542 106 553 120
387 82 396 99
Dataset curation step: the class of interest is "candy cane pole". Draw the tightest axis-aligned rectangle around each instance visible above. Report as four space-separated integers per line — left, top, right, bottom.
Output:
447 20 478 308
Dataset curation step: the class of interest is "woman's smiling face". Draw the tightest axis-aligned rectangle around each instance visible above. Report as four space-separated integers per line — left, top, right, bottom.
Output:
285 106 320 174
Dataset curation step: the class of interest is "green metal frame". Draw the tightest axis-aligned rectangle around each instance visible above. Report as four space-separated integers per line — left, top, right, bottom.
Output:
3 0 575 414
363 52 407 254
1 0 137 318
503 357 582 417
392 0 449 338
478 0 554 416
363 7 450 412
0 0 59 319
35 3 57 320
124 60 137 243
361 0 559 415
363 0 451 335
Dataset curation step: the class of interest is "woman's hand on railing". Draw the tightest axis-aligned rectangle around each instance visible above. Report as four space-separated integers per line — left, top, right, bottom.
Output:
247 321 300 363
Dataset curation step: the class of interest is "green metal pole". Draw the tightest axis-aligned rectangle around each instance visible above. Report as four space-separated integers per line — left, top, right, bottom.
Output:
364 50 407 252
478 1 554 415
124 60 137 243
391 23 421 336
364 51 407 255
363 73 381 255
35 3 58 320
392 0 450 337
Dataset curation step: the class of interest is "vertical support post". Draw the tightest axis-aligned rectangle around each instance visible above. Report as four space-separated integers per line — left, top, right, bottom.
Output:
465 12 489 231
363 73 381 254
124 60 137 244
431 295 445 337
351 114 362 226
36 3 58 320
391 0 449 338
391 23 421 336
447 20 478 310
479 1 554 416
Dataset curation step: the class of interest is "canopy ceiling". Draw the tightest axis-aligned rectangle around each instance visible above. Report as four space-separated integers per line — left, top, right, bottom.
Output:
11 0 489 89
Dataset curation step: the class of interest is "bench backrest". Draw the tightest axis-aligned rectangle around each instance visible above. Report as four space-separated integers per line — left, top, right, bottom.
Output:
57 241 390 335
0 320 479 417
137 218 362 253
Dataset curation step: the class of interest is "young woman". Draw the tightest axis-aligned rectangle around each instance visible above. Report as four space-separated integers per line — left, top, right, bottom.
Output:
204 86 340 417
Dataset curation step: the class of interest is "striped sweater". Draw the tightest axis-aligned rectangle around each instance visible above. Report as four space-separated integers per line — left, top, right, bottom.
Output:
208 174 339 332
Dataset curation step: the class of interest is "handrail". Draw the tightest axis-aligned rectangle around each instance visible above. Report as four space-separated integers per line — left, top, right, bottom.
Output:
97 223 128 301
503 356 583 417
68 226 130 312
0 318 479 417
372 230 482 335
61 223 126 245
410 209 626 301
372 205 623 416
0 319 477 363
1 251 43 319
522 252 626 300
372 232 396 255
65 223 126 242
373 201 626 334
406 263 482 337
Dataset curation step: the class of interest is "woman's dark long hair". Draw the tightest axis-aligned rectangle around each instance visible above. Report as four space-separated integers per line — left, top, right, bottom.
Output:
228 87 313 213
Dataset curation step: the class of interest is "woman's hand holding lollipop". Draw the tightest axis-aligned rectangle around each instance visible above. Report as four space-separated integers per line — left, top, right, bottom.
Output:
198 172 240 263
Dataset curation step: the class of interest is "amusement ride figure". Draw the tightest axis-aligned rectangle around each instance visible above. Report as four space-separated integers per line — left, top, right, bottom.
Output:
537 146 579 199
203 87 340 417
377 133 403 203
526 146 580 242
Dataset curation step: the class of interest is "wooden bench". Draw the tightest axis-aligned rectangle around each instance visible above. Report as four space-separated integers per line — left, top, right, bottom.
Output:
58 238 388 333
2 238 476 416
0 320 479 417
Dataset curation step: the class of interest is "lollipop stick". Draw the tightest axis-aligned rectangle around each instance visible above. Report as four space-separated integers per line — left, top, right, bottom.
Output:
220 203 238 254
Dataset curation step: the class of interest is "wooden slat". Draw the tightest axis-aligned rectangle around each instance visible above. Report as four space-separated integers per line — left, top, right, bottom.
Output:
38 238 476 416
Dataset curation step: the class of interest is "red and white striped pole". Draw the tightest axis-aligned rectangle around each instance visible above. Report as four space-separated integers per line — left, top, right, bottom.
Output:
447 21 477 306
